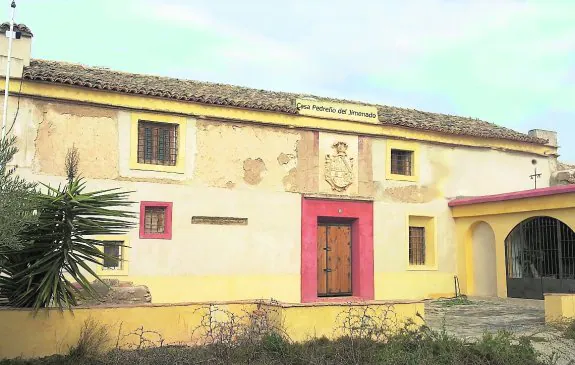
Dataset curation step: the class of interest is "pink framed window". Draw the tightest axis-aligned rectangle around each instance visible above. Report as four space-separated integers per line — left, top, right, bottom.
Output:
139 201 173 240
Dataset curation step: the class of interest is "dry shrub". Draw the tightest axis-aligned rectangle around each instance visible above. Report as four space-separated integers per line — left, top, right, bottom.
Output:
189 301 289 364
67 317 111 359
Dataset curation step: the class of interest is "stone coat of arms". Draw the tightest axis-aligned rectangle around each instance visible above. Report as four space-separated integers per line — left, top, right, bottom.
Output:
325 141 354 192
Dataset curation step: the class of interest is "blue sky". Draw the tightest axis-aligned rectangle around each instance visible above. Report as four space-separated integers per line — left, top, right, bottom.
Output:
12 0 575 162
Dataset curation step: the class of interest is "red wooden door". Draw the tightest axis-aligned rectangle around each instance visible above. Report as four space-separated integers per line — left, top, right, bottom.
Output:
317 223 352 296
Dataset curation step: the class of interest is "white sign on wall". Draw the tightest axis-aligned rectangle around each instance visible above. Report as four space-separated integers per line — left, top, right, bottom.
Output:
295 99 379 124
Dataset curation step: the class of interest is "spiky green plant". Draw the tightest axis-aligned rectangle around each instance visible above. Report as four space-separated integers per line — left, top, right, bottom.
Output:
0 135 38 250
0 147 136 310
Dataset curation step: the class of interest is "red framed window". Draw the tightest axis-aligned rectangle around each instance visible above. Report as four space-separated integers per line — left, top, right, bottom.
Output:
139 201 173 239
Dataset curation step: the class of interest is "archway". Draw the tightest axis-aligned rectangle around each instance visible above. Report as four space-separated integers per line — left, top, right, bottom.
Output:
505 216 575 299
471 222 497 297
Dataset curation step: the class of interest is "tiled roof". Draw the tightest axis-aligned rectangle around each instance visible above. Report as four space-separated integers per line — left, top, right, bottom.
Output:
0 22 33 36
448 185 575 207
22 59 547 145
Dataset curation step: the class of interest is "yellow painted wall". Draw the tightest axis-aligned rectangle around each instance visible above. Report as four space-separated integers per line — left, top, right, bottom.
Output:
452 194 575 298
544 294 575 322
0 87 564 305
471 222 497 297
0 301 424 359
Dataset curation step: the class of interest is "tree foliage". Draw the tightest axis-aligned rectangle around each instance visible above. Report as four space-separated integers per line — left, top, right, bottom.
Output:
0 135 38 249
0 147 136 310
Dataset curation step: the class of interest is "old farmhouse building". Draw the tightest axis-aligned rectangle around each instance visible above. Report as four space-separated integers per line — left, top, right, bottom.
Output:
3 24 575 304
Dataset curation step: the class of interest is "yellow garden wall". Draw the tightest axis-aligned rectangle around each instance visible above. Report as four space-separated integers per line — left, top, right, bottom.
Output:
545 294 575 323
0 300 424 360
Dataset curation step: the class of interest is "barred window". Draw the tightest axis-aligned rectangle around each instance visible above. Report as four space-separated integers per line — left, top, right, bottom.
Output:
391 149 413 176
145 206 166 234
137 121 178 166
103 241 123 270
409 227 425 265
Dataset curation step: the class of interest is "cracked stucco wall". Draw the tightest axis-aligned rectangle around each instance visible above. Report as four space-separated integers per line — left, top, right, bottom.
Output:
194 120 302 191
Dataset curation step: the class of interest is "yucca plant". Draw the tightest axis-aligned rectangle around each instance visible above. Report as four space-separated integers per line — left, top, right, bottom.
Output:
0 135 38 250
0 147 136 310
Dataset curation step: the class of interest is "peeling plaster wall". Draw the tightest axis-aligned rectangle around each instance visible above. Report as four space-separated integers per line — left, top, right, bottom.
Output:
194 120 300 190
34 103 119 179
371 140 552 204
2 97 119 179
3 95 560 303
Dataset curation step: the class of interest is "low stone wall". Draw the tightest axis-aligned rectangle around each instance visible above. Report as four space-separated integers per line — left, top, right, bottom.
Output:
544 294 575 323
0 299 424 360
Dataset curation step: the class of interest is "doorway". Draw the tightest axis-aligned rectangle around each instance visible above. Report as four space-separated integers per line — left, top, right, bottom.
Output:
317 222 352 297
471 222 497 297
505 216 575 299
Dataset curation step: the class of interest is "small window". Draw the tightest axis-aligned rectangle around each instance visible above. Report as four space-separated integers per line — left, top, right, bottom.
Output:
391 149 413 176
139 201 173 239
409 226 425 265
145 206 166 234
137 121 178 166
103 241 123 270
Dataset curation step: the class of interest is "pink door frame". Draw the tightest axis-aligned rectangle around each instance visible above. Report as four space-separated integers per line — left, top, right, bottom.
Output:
301 197 374 303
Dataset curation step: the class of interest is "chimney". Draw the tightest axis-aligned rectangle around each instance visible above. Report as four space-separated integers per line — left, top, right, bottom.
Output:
0 22 32 78
528 129 558 147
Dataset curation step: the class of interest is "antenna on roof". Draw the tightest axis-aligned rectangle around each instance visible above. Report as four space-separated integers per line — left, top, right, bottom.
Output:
1 0 17 141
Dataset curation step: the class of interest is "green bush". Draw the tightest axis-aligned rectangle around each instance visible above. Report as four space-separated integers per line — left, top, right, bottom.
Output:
565 319 575 340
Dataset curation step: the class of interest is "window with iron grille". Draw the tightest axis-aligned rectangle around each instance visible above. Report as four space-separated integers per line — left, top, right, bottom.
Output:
137 121 178 166
409 226 426 265
139 201 173 240
391 149 413 176
145 206 166 234
103 241 123 270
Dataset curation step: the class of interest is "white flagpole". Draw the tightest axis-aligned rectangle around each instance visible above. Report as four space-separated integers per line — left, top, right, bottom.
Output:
1 0 16 141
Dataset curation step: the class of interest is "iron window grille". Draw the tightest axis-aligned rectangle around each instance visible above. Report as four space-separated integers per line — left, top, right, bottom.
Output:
409 226 426 265
103 241 123 270
137 120 178 166
391 149 413 176
145 206 166 234
506 217 575 280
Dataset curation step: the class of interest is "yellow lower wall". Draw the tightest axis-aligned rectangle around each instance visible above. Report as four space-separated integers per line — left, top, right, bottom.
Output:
0 300 424 360
112 275 301 303
545 294 575 323
375 272 456 300
105 272 457 304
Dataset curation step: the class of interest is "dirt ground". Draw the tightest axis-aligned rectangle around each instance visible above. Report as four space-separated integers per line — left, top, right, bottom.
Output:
425 296 575 365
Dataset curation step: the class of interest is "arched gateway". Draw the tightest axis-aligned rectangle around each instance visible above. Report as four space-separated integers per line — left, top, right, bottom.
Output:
505 217 575 299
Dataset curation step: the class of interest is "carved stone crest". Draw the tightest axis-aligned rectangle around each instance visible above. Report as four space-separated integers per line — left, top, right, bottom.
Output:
324 141 354 192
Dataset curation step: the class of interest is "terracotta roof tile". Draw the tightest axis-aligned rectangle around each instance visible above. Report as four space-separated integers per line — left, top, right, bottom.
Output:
0 22 32 36
22 59 547 145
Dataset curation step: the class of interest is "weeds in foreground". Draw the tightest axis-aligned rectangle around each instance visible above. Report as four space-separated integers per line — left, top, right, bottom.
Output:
67 317 110 359
436 295 473 307
565 319 575 340
0 303 559 365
